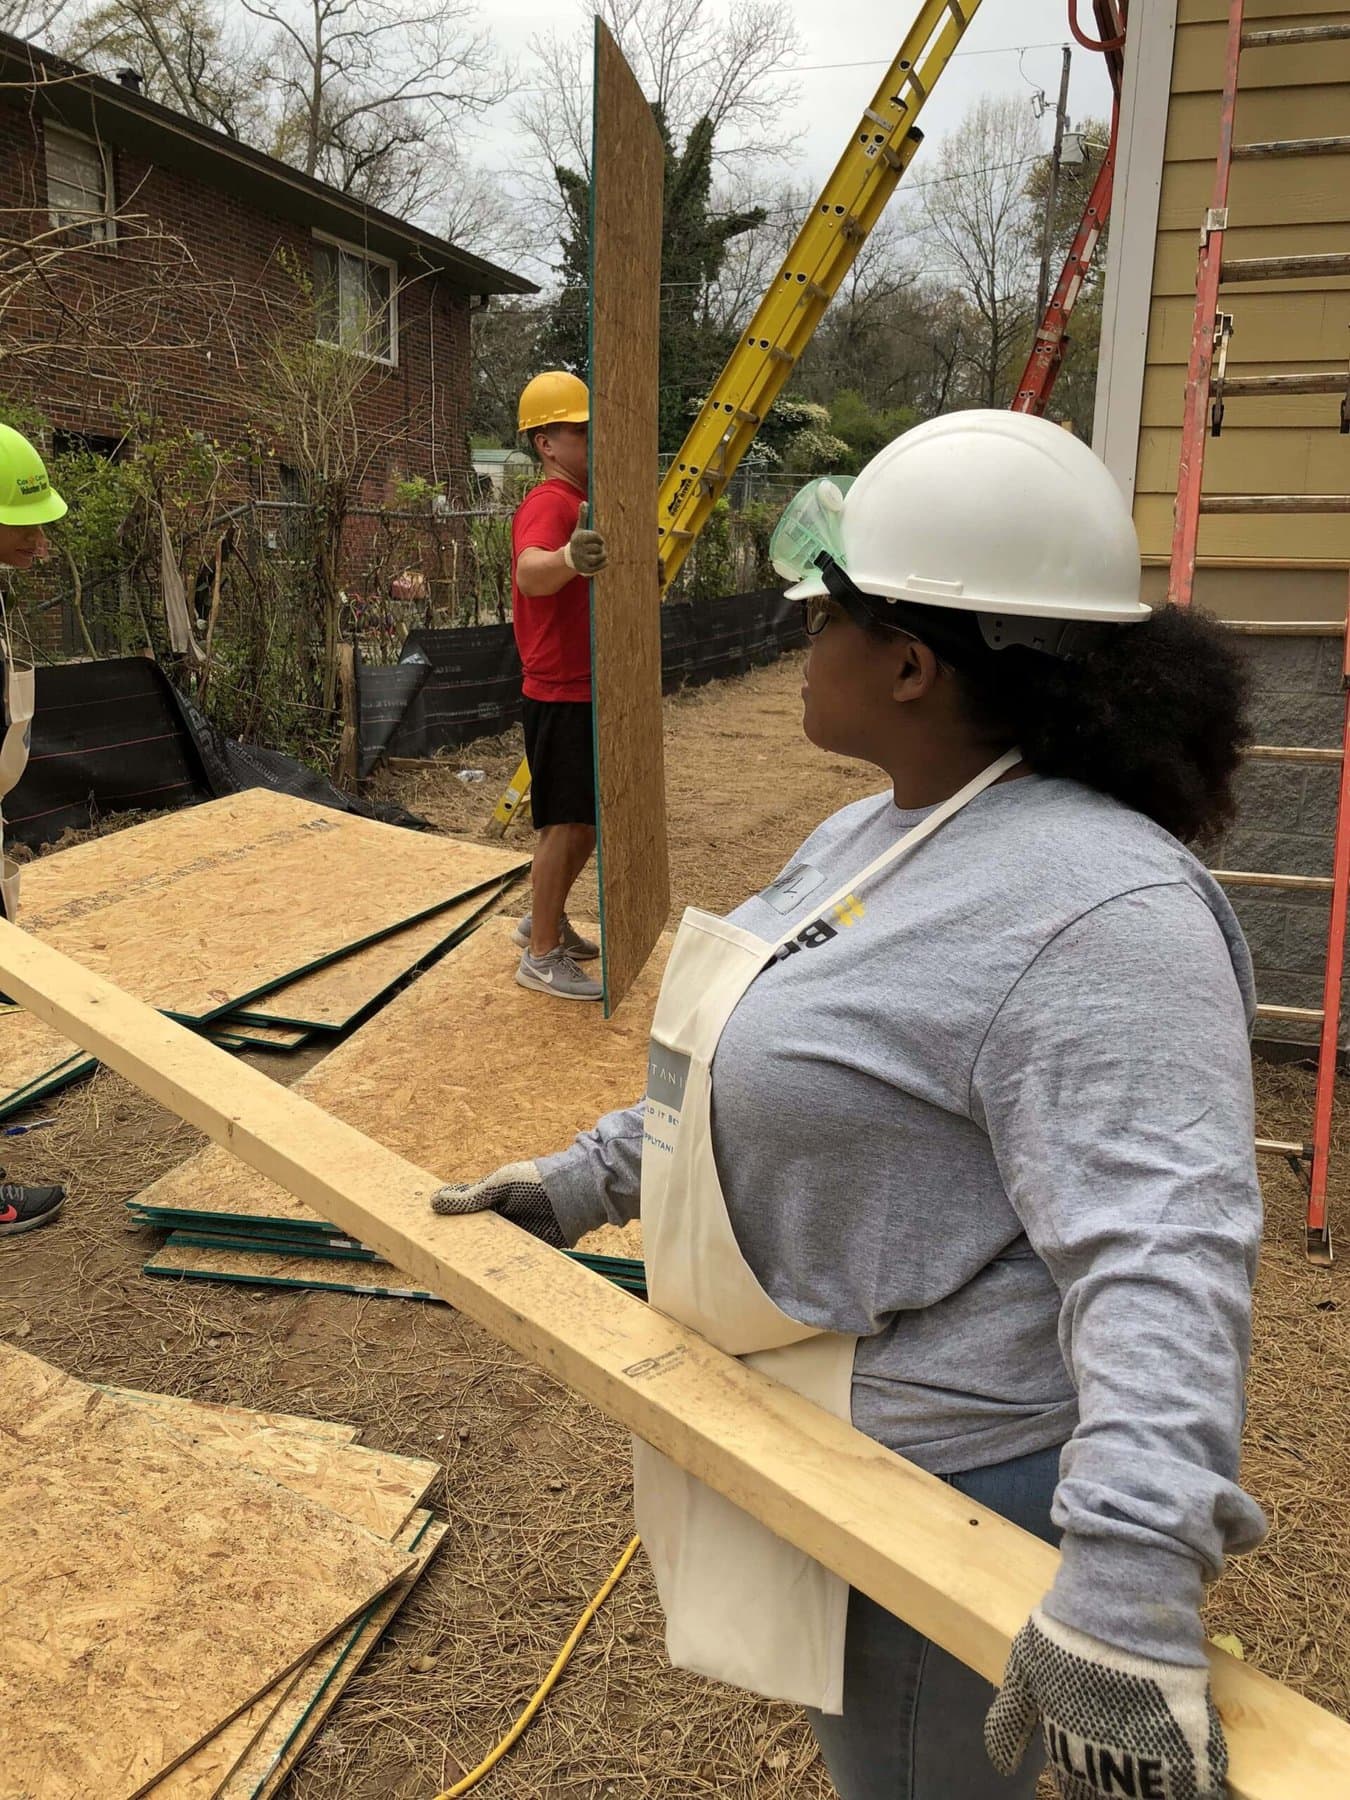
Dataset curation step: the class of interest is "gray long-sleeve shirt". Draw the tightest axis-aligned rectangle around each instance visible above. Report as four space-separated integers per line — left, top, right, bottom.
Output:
539 774 1268 1663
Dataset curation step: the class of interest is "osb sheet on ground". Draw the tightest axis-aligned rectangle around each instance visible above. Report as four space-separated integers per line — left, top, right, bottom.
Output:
147 1241 442 1302
226 1514 449 1800
2 659 1346 1797
0 1347 414 1799
231 881 517 1032
589 21 669 1015
107 1387 360 1444
211 1021 312 1050
131 917 661 1260
149 1500 439 1797
0 789 528 1107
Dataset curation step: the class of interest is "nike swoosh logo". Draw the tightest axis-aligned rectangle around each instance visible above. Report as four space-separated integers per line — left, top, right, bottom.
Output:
534 968 556 984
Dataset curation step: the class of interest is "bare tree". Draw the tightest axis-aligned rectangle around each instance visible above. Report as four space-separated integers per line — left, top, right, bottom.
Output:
517 0 800 229
245 0 507 204
700 173 804 334
0 0 77 43
910 95 1042 407
62 0 269 139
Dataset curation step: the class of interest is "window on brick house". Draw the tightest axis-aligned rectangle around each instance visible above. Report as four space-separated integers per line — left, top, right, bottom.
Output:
45 125 114 244
312 236 397 364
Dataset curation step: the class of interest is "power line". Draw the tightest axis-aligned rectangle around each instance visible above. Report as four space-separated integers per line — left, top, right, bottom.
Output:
505 39 1102 99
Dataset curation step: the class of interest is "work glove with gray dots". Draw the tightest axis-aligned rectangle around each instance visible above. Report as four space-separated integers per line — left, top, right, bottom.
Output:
985 1609 1227 1800
430 1159 568 1248
563 503 608 577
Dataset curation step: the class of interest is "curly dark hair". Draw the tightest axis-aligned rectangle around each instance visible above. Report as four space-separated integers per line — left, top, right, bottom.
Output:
870 602 1252 845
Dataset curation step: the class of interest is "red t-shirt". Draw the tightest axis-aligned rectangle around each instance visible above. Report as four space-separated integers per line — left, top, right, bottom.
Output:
511 478 592 703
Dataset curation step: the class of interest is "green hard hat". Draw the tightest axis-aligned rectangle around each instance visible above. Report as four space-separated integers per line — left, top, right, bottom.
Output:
0 423 67 526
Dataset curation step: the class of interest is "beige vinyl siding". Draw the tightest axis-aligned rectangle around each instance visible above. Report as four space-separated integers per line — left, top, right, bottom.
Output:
1135 0 1350 593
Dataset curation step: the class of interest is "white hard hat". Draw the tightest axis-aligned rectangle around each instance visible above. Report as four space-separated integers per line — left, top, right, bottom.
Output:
781 410 1148 626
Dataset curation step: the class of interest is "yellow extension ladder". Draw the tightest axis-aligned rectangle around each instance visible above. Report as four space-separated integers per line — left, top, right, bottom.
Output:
491 0 982 832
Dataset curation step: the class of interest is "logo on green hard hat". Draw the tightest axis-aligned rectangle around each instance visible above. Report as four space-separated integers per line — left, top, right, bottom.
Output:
16 474 47 497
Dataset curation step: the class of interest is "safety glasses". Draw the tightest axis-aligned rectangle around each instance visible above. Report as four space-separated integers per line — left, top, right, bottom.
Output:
800 586 916 642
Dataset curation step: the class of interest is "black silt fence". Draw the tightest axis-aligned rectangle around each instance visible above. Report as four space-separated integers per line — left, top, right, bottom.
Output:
363 588 805 767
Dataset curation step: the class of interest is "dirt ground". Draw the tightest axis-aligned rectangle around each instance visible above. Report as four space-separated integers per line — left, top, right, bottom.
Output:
2 652 1347 1797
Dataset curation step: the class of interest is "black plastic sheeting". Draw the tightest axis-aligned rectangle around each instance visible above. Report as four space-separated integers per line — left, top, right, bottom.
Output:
166 689 427 832
4 656 425 852
5 657 210 850
365 588 805 765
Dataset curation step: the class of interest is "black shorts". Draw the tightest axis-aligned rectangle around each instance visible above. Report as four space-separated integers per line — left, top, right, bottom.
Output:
522 698 596 829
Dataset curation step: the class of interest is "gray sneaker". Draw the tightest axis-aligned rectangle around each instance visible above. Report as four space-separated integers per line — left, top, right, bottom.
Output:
512 914 600 961
515 946 603 1001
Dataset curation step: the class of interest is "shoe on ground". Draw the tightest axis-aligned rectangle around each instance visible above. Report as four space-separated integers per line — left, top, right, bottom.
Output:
0 1174 65 1235
515 946 603 1001
512 914 600 961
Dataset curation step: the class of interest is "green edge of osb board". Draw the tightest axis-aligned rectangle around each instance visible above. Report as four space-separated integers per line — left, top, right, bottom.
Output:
224 880 518 1033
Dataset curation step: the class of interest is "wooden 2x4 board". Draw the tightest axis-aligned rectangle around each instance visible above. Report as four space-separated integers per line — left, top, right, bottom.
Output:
589 21 670 1016
0 789 527 1111
4 924 1349 1797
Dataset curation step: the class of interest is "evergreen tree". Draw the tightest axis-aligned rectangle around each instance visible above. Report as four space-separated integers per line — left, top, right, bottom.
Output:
537 107 765 453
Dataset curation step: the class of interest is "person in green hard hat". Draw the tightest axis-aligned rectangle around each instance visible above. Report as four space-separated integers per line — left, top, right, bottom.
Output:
0 422 67 1237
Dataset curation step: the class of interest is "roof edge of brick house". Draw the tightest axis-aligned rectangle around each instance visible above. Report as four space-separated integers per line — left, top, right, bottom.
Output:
0 29 538 300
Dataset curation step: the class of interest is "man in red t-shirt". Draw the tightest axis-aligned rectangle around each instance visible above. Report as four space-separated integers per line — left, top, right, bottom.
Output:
510 370 609 1001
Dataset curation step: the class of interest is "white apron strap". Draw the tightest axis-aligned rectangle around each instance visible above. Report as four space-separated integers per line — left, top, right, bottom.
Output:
770 746 1022 954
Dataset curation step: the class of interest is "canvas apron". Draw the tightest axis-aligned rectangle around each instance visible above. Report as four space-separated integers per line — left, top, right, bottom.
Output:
0 619 34 923
633 749 1021 1713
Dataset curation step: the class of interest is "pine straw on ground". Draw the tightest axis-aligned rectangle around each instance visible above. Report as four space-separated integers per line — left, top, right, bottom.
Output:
1 653 1347 1795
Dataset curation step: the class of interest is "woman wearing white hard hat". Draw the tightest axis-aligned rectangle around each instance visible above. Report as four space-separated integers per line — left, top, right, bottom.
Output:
0 421 67 1238
432 411 1262 1800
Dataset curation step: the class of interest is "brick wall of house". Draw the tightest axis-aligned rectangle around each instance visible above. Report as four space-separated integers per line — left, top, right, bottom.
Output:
0 99 474 502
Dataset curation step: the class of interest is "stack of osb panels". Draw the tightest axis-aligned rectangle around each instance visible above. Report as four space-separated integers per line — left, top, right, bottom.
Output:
1 1349 446 1798
133 918 657 1303
0 789 526 1114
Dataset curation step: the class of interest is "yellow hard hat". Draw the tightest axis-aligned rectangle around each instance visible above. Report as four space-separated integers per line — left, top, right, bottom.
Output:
518 371 589 434
0 424 66 526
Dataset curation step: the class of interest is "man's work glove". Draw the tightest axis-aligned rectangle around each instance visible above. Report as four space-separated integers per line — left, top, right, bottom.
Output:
562 503 607 576
430 1159 567 1248
985 1609 1227 1799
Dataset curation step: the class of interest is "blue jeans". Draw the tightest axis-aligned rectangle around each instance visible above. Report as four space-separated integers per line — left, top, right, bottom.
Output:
806 1442 1064 1800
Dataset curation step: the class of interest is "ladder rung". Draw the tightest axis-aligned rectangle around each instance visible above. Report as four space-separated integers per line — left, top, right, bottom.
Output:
1232 137 1350 160
1246 744 1344 764
1210 869 1335 891
1222 620 1342 636
1222 253 1350 283
1242 23 1350 47
1200 494 1350 514
1218 371 1349 398
1256 1003 1326 1023
1256 1137 1311 1158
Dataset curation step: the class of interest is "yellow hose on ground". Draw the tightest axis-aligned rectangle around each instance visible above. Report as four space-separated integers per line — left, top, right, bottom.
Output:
434 1535 642 1798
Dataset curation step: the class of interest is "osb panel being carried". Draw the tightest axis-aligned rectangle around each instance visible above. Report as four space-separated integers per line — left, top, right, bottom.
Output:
589 20 669 1015
0 790 526 1108
231 881 515 1031
0 1347 412 1799
133 919 665 1252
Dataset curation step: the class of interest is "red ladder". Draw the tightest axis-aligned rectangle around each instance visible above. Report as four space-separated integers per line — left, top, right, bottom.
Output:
1011 1 1126 418
1166 0 1350 1262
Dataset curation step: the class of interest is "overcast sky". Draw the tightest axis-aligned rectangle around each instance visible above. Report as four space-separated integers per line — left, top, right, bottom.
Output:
466 0 1114 203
